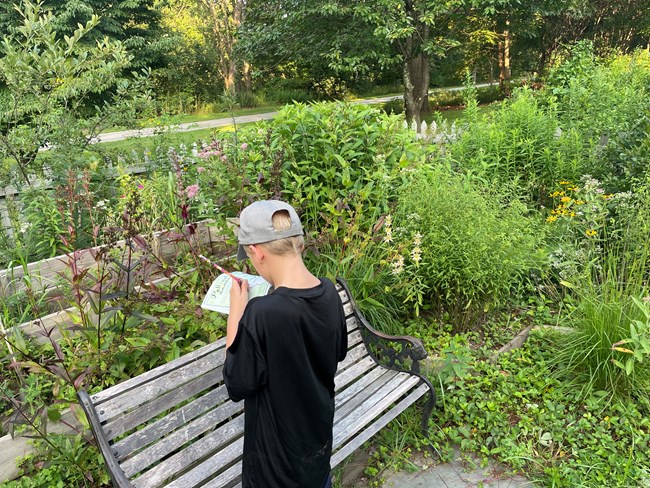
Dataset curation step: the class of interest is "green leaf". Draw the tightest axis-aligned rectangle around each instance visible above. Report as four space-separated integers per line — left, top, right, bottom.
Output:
47 408 62 422
125 336 152 347
625 357 635 376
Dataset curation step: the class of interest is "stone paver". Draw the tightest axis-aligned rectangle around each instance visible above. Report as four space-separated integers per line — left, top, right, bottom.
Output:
379 451 533 488
381 462 533 488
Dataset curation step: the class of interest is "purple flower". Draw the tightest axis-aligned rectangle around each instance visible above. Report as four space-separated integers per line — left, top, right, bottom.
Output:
185 184 200 199
137 184 144 189
240 143 248 150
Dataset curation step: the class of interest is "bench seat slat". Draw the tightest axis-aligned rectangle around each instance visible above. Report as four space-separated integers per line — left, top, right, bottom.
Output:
331 383 430 468
333 356 377 392
200 461 243 488
112 385 231 459
132 418 244 488
346 329 362 349
161 436 245 488
336 342 369 371
335 367 396 410
334 370 406 424
121 394 244 476
333 373 421 447
346 315 358 333
91 339 226 405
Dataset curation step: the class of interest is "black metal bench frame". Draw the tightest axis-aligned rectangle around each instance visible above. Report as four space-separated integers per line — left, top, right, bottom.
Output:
78 278 436 487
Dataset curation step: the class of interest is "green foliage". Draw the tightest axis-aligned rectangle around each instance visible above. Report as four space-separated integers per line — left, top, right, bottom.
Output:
544 44 650 191
3 433 110 488
391 164 544 327
263 102 419 233
551 255 650 401
303 218 405 335
198 102 421 236
611 297 650 377
448 88 585 206
0 1 154 188
18 188 64 260
430 331 650 487
0 0 169 70
543 175 635 285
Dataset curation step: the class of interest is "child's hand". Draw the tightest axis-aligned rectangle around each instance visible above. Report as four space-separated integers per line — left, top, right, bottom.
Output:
226 279 249 349
229 279 249 319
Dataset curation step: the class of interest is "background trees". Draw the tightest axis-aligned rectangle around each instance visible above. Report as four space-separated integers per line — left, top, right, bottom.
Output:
0 0 648 118
0 1 150 187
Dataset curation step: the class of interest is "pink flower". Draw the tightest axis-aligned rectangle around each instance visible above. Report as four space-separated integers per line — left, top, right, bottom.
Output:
240 143 248 150
137 184 144 189
197 166 206 173
221 155 227 161
185 184 200 199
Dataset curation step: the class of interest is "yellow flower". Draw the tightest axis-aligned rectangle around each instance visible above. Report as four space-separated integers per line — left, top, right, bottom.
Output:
546 216 558 223
568 186 579 192
560 196 571 203
569 212 576 217
560 181 571 185
586 229 597 237
602 194 614 200
575 200 585 205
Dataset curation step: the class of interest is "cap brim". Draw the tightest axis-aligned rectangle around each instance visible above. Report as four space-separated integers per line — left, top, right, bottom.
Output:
236 244 247 261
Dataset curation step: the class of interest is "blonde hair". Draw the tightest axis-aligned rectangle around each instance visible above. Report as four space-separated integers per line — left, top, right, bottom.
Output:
245 210 304 257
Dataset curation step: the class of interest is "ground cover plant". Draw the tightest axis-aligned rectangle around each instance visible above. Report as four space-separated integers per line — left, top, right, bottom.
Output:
1 46 650 488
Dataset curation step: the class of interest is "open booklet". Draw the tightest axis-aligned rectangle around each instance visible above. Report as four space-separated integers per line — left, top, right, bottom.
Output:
201 272 273 314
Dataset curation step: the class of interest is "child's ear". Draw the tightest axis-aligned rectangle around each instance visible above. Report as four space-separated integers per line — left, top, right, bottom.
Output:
248 244 264 261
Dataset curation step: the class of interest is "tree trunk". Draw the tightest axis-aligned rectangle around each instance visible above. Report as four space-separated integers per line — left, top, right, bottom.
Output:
242 61 252 92
224 65 236 94
498 22 511 95
403 53 430 132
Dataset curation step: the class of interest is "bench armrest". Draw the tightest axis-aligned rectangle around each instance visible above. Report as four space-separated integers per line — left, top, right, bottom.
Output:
336 279 427 375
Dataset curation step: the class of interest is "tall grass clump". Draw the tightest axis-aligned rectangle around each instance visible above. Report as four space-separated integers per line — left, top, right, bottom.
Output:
387 164 545 328
552 256 650 401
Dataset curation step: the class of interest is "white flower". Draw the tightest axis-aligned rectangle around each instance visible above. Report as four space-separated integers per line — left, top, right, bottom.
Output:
383 215 393 243
391 255 404 275
411 232 422 264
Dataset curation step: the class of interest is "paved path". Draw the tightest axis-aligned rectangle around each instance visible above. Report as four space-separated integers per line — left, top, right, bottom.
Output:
380 460 533 488
93 83 494 144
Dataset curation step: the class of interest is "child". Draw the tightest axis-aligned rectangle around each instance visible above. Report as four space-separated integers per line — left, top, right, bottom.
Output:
223 200 348 488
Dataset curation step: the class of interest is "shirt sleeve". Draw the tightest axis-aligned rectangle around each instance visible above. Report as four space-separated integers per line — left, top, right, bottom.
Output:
337 300 348 362
223 319 267 402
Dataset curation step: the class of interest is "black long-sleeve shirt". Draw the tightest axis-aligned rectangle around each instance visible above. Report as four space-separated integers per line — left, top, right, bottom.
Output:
223 278 348 488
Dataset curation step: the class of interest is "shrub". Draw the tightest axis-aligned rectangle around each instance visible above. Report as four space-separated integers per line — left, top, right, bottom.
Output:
447 88 585 207
200 102 422 237
544 44 650 191
388 164 544 327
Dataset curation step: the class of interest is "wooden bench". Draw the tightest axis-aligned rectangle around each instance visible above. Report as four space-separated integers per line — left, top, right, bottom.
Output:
78 279 436 487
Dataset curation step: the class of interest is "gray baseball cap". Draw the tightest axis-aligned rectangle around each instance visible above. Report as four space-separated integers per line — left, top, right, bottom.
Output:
235 200 304 261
